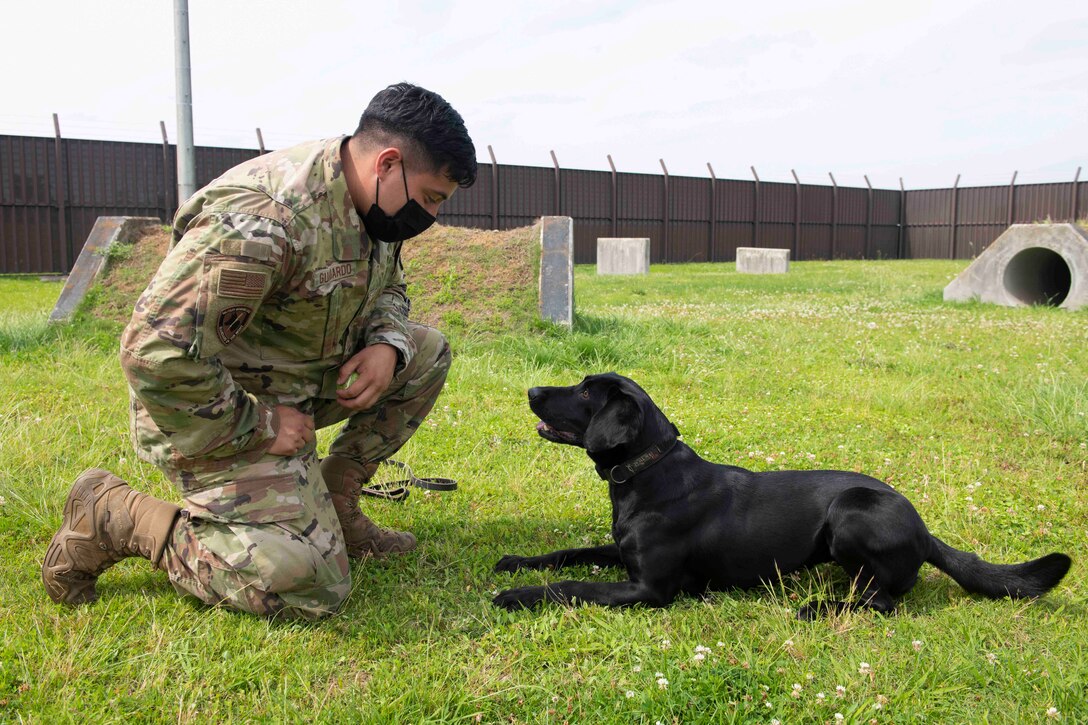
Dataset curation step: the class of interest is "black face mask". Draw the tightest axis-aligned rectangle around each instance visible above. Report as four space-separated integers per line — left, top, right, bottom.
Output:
362 163 436 243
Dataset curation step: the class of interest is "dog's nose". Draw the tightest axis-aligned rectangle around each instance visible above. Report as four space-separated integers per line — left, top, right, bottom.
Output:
527 387 543 403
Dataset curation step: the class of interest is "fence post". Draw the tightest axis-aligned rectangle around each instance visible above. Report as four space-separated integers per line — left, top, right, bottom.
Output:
950 173 961 259
550 150 561 216
256 128 266 155
660 158 670 263
751 166 760 247
864 175 873 259
791 169 801 260
829 172 837 260
1072 167 1082 222
1006 170 1017 229
898 177 905 260
160 122 173 223
607 154 617 238
52 113 70 271
707 162 716 262
488 145 499 229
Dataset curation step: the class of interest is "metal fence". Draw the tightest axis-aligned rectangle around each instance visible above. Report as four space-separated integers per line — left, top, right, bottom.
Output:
1 131 1084 274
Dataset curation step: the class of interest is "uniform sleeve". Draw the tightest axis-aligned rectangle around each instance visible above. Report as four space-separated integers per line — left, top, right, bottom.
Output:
120 211 290 460
362 244 416 370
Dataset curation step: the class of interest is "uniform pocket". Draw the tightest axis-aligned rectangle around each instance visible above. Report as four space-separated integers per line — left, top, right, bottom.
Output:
257 293 332 362
184 473 304 525
195 256 272 359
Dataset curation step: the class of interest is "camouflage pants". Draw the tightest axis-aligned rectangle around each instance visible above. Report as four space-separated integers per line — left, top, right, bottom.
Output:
159 323 451 619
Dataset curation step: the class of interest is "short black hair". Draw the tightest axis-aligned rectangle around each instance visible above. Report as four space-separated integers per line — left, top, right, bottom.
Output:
354 82 477 188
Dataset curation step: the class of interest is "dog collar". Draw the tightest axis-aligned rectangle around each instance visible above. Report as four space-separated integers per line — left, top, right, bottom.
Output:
598 435 680 485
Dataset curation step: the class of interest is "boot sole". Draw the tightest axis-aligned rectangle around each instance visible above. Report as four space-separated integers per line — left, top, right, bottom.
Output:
41 468 123 605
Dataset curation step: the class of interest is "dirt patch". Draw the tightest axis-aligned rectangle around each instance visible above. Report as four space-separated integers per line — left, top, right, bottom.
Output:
91 225 172 325
402 222 540 333
88 222 540 334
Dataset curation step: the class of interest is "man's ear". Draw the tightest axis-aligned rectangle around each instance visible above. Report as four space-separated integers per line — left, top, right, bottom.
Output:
584 388 643 453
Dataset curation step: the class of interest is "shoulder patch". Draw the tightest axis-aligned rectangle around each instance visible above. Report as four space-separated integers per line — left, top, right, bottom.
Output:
218 268 269 298
216 306 253 345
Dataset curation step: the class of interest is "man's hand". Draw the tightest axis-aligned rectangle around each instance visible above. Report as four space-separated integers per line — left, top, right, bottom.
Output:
268 405 315 456
336 344 398 411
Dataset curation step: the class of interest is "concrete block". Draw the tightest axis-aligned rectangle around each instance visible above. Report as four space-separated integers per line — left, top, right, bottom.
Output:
597 237 650 275
50 216 161 323
539 216 574 326
736 247 790 274
943 224 1088 310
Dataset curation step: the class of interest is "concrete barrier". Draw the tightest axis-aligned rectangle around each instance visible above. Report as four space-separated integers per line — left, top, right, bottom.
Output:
539 216 574 326
50 216 161 323
597 237 650 275
736 247 790 274
944 224 1088 310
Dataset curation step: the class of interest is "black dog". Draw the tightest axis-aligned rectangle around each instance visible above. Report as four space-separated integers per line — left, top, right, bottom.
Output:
493 373 1071 617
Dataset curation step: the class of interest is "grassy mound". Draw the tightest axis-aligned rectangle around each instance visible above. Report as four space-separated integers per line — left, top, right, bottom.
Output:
84 222 540 335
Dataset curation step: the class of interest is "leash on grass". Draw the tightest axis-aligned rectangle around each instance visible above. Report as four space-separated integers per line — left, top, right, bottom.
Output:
358 459 457 502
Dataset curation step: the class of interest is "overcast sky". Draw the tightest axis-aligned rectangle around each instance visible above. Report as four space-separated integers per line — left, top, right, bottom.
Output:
2 0 1085 189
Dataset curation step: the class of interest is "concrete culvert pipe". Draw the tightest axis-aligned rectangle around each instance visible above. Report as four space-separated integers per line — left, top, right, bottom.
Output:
1003 247 1072 306
943 223 1088 311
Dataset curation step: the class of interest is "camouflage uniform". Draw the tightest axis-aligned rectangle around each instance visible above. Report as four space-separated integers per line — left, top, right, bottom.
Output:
120 137 451 619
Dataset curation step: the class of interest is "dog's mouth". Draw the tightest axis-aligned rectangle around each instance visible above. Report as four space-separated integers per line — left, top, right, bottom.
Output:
536 420 583 446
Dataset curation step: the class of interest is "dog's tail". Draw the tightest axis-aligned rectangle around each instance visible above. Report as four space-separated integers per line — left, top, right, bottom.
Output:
927 537 1071 599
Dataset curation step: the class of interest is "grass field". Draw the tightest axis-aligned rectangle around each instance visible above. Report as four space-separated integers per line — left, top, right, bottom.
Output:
0 260 1085 723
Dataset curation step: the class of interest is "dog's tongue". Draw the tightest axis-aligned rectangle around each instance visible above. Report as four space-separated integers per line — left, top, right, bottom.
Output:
536 421 549 433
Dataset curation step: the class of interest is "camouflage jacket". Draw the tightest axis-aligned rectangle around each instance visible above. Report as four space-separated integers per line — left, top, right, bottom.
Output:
120 136 415 471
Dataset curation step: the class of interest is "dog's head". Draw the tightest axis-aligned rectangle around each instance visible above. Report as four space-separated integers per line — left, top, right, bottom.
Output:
527 373 673 461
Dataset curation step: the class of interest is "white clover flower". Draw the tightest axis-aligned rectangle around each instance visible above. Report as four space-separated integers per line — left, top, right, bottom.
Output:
656 677 669 689
859 662 872 675
817 692 826 700
912 640 923 652
784 639 794 647
836 685 847 697
632 665 641 673
835 714 844 722
695 645 712 654
625 691 635 699
987 653 998 665
661 639 671 649
654 672 664 678
1047 707 1060 720
693 653 705 663
1037 504 1046 511
717 641 725 647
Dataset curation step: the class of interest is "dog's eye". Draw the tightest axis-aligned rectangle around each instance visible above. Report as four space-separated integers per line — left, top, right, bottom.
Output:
580 390 590 399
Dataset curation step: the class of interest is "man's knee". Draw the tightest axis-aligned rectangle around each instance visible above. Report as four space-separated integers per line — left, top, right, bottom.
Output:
173 516 350 619
408 323 451 382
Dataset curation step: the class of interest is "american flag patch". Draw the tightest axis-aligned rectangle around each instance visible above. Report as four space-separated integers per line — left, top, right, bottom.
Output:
217 268 268 298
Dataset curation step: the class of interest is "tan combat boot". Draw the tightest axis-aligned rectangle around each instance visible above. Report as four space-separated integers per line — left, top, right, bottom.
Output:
319 456 417 558
42 468 180 605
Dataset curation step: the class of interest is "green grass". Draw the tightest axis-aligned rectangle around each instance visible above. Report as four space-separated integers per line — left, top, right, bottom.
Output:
1 261 1086 722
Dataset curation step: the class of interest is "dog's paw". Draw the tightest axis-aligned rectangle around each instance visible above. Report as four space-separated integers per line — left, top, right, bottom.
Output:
492 585 546 610
493 555 528 573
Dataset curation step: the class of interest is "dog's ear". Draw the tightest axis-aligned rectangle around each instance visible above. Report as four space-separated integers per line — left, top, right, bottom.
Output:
585 387 643 452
